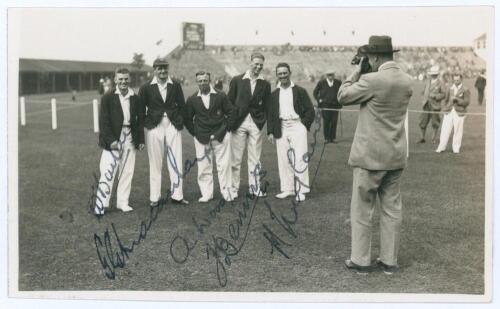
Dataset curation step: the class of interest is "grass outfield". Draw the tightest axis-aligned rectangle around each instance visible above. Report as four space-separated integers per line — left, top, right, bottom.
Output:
17 79 486 293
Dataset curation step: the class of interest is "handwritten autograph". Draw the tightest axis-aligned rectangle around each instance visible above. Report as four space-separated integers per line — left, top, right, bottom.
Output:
87 130 132 216
92 109 327 287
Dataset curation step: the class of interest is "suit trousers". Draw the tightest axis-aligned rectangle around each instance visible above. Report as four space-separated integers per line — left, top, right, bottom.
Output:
436 108 465 153
145 116 184 202
231 114 265 195
275 119 310 195
194 133 232 200
477 88 484 105
350 167 403 267
321 109 339 141
96 127 137 210
418 103 441 130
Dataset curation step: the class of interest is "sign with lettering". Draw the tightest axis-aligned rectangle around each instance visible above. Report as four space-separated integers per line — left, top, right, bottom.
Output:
182 22 205 50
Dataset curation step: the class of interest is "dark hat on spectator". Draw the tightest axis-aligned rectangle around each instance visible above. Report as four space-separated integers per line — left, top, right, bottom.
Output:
359 35 400 54
153 57 169 67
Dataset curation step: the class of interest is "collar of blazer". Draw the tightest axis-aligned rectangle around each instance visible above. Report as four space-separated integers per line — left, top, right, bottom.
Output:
150 76 174 103
150 76 173 86
242 72 265 98
272 81 298 103
114 87 135 98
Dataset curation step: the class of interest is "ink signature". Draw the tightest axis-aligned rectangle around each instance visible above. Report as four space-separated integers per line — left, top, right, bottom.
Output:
92 108 327 286
94 194 169 279
87 130 132 216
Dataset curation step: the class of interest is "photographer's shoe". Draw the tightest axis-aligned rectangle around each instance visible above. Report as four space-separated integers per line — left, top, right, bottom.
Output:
376 258 399 275
344 259 372 275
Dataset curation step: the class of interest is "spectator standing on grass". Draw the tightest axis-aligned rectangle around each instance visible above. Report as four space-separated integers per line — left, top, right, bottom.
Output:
184 71 236 203
138 57 189 207
337 35 413 275
266 63 315 203
474 69 486 105
227 52 271 198
313 69 342 144
94 67 145 216
417 65 446 144
435 73 470 154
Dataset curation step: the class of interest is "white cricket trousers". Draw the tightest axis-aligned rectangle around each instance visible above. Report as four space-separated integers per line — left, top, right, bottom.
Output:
194 133 232 200
145 116 184 202
436 107 465 153
231 114 265 195
275 119 310 195
96 127 136 210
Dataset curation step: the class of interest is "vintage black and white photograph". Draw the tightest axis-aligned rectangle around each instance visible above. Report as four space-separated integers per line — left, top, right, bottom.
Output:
5 3 495 304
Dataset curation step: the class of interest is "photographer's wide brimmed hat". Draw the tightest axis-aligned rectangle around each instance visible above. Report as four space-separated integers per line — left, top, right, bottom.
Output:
359 35 400 54
427 65 440 75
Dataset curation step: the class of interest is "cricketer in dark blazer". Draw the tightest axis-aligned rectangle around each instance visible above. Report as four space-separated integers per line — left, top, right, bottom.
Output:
138 77 186 131
98 89 144 151
227 73 271 131
185 88 235 145
266 85 316 139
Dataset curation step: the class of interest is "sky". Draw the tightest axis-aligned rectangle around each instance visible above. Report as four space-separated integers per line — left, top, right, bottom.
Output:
12 6 493 66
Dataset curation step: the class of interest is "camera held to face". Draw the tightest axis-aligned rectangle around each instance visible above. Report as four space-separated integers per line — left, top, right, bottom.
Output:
351 48 372 74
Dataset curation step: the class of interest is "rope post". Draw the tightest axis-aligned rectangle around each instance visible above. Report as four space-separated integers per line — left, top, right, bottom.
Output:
405 110 409 158
92 99 99 133
20 97 26 126
51 98 57 130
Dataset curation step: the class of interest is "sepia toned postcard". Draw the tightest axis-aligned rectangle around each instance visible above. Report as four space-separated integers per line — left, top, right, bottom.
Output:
3 3 496 307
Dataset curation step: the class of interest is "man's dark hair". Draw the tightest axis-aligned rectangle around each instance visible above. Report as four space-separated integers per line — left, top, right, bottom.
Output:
251 52 265 61
195 71 211 79
453 72 463 79
275 62 291 73
115 67 130 75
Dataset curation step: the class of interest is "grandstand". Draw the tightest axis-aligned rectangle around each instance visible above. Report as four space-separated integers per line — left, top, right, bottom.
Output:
164 44 486 85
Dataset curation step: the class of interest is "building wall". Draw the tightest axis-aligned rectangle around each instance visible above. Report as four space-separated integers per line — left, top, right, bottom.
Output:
19 71 149 95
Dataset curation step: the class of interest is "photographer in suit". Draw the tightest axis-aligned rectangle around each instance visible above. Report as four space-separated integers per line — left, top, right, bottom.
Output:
338 36 413 275
94 67 145 216
313 70 342 143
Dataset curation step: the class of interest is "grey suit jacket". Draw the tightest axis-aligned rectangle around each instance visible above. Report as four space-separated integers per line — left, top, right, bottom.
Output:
337 61 413 170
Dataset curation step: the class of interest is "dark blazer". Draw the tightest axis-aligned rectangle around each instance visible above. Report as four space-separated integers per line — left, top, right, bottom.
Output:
138 78 186 130
313 78 342 108
266 84 315 139
98 90 144 151
442 84 470 116
185 90 235 145
227 73 271 131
